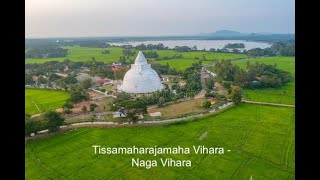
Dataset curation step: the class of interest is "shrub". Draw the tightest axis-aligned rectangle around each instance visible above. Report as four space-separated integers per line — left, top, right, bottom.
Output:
25 119 45 136
63 101 74 109
158 97 166 107
203 100 211 108
90 103 98 112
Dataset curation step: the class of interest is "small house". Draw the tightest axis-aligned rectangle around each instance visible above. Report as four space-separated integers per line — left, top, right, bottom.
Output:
210 98 216 105
32 76 38 82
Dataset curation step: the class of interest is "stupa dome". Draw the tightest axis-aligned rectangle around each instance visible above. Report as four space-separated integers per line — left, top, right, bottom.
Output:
118 51 164 93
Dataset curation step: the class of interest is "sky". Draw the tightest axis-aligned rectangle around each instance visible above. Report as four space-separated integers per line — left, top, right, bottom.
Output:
25 0 295 38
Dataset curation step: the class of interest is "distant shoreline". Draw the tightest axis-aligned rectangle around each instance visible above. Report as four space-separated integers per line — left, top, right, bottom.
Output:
25 34 294 43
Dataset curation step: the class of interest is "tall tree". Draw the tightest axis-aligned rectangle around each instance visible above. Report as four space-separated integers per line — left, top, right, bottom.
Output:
229 86 242 105
43 111 65 133
81 78 93 89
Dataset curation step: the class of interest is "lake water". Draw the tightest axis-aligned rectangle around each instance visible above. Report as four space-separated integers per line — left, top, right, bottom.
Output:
110 40 271 51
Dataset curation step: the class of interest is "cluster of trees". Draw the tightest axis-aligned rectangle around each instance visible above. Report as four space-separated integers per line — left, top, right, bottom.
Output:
77 41 110 48
102 49 110 54
205 78 215 89
135 43 169 50
224 43 245 49
122 49 136 57
173 46 191 52
247 40 295 57
69 86 90 103
118 56 134 64
180 61 202 92
25 111 65 136
55 74 78 90
271 40 295 56
246 48 275 57
151 62 180 75
110 93 147 122
61 84 90 114
203 100 211 108
25 47 68 58
241 62 291 89
136 89 177 107
172 45 198 52
213 60 291 89
209 48 247 54
156 53 184 60
142 51 159 58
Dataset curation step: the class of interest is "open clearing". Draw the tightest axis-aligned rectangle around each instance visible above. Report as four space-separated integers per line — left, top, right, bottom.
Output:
233 57 295 105
25 88 70 115
26 103 294 179
148 98 208 118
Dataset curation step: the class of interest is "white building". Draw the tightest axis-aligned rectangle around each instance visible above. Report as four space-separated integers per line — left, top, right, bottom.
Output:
113 111 127 118
118 51 164 93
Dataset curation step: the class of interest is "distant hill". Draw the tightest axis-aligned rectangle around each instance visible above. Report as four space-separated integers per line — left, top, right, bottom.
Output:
26 30 295 47
198 30 294 42
199 30 249 37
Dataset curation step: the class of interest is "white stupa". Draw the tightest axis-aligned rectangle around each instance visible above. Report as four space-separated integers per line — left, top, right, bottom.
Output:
118 51 164 93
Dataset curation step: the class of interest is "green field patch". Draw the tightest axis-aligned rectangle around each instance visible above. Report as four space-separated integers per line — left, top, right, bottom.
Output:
25 46 124 64
233 57 295 105
156 59 212 70
26 104 294 179
25 46 247 65
25 88 70 115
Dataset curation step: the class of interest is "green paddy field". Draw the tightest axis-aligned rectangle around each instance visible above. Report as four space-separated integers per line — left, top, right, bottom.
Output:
25 88 70 115
26 104 294 179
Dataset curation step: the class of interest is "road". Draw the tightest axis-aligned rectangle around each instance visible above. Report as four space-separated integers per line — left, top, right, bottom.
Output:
194 67 207 99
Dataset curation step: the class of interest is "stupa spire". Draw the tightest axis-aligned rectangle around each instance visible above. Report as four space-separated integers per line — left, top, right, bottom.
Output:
134 51 148 65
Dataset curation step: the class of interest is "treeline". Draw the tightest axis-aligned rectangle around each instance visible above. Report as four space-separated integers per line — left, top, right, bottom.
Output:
173 46 191 52
213 60 291 89
77 41 110 48
25 111 65 136
122 49 136 57
156 53 183 60
135 43 169 50
57 40 111 48
142 51 159 58
122 49 159 59
224 43 245 49
25 47 68 58
247 40 295 57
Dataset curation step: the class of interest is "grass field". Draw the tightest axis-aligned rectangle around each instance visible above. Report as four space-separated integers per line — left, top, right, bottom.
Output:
156 50 247 60
25 88 70 115
25 46 247 69
26 103 294 179
25 46 124 64
156 59 213 71
233 57 295 105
